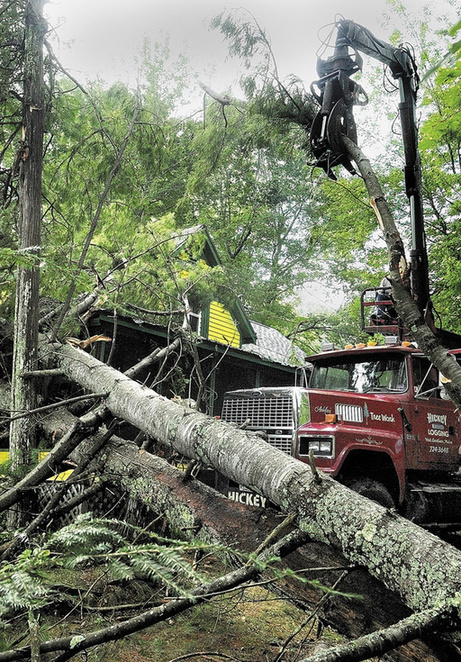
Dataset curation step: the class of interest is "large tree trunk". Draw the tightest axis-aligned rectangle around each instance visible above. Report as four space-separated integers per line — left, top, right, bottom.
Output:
10 0 46 476
55 343 461 628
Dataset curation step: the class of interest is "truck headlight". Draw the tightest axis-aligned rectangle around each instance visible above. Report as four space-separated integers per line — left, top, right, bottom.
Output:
298 436 334 458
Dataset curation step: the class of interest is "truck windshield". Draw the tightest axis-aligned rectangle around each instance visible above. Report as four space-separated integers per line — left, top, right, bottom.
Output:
310 354 407 393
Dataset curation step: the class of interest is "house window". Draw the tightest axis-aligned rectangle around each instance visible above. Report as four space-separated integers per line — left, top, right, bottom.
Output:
187 312 201 334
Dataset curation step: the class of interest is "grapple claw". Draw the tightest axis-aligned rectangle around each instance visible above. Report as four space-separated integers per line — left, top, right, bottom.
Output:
310 99 357 178
309 26 365 178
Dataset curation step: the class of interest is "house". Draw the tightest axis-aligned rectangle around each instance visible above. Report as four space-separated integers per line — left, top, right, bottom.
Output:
87 226 306 416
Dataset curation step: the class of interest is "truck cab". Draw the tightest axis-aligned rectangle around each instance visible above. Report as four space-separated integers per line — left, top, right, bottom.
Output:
296 341 461 523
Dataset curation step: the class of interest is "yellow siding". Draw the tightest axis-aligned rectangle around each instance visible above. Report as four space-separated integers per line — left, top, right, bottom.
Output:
0 450 72 481
208 301 240 348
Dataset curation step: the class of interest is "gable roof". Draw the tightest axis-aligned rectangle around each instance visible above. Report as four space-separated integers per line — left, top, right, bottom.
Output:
174 225 256 345
243 321 305 367
174 227 305 366
173 224 221 267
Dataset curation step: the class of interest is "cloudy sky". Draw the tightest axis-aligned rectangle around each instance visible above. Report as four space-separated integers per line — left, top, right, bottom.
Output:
45 0 456 97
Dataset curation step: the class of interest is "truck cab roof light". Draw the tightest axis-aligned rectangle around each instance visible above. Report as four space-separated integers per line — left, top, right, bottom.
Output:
384 335 399 345
322 342 335 351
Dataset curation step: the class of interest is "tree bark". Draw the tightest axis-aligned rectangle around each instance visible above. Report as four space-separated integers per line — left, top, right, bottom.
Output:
55 343 461 625
9 0 46 478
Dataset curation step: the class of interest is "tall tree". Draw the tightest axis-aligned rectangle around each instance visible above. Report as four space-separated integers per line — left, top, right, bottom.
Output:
9 0 46 487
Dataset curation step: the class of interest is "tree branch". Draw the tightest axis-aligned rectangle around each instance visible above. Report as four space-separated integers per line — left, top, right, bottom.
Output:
302 605 457 662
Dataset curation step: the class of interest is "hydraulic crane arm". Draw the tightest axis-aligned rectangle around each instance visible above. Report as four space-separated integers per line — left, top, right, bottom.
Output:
336 20 416 77
310 19 429 312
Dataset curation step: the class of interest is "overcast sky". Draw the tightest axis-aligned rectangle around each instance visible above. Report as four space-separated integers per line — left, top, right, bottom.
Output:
45 0 456 100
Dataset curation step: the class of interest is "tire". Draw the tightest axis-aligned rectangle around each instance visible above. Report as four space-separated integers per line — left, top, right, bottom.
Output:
344 477 395 509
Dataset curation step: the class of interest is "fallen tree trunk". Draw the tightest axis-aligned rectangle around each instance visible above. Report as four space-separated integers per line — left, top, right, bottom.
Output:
38 419 458 661
56 343 461 625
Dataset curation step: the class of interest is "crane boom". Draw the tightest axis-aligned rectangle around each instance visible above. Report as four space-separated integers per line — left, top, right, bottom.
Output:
310 19 429 313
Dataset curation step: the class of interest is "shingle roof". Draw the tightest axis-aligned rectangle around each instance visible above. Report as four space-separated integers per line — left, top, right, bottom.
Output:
242 321 305 367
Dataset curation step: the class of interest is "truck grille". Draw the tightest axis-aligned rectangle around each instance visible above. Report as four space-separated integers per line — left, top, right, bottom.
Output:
267 433 292 455
221 395 294 455
222 395 293 428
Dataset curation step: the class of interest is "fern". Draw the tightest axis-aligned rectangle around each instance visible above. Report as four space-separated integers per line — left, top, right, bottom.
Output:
0 549 51 624
48 514 212 594
107 558 135 581
0 512 284 625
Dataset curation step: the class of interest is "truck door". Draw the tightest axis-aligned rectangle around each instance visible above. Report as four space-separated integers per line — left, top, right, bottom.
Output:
406 355 459 471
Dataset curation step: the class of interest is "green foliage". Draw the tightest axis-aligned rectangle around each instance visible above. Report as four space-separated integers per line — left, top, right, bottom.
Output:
0 0 23 158
177 92 326 329
37 61 216 323
211 9 273 73
49 513 206 595
0 513 221 625
418 19 461 332
4 3 461 353
0 1 25 313
0 511 330 632
326 299 371 348
0 548 50 621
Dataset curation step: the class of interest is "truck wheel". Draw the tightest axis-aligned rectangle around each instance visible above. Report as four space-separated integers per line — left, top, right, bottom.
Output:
345 477 395 509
